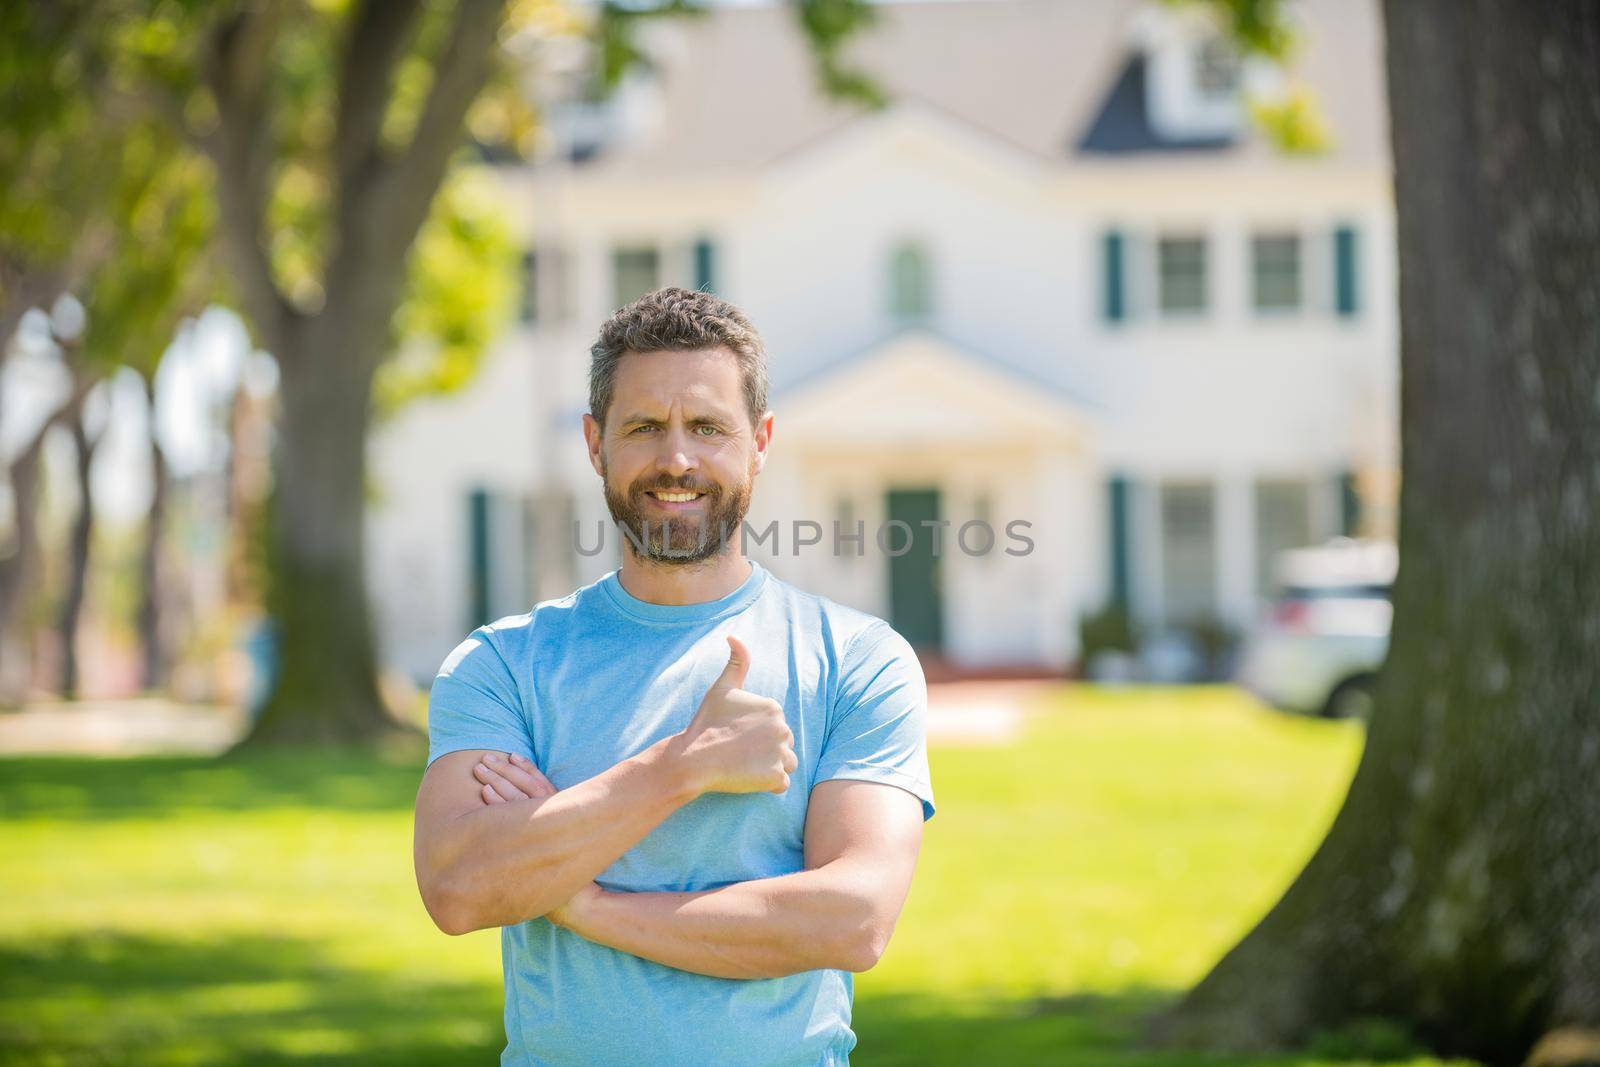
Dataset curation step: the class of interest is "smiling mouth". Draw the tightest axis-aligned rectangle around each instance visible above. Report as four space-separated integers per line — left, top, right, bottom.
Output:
646 489 707 503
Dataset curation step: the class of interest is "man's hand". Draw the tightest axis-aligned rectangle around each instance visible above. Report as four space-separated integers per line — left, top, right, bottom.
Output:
473 751 557 805
474 755 605 927
672 635 797 795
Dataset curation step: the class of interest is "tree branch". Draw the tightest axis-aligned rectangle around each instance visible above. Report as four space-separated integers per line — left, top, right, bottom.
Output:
324 0 505 337
202 2 294 356
335 0 426 193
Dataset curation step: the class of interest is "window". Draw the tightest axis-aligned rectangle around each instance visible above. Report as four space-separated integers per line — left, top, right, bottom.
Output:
888 241 933 321
519 250 539 324
612 246 659 308
1252 234 1302 312
1158 236 1207 315
1160 482 1217 624
1254 480 1312 597
1195 37 1240 99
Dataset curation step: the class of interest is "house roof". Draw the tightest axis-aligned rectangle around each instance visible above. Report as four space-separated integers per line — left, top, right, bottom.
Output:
776 328 1096 449
1075 52 1237 154
573 0 1388 176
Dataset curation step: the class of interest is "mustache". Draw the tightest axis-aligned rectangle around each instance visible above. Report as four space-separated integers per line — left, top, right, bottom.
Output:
635 479 719 495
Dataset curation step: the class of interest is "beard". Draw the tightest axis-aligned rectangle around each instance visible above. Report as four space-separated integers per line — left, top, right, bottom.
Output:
601 461 754 566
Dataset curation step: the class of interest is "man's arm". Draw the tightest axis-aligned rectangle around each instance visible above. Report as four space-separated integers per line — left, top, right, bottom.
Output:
414 635 797 936
414 743 698 935
535 778 924 979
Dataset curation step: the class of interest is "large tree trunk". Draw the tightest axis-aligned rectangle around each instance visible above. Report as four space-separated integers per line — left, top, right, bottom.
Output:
200 0 504 746
243 317 397 744
1159 4 1600 1064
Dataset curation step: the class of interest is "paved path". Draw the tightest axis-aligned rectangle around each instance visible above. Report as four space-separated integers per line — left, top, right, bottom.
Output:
0 699 245 756
0 681 1056 757
924 679 1055 745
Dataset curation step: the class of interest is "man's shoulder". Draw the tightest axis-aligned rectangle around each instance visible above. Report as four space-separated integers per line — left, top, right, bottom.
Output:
756 567 911 666
458 574 606 657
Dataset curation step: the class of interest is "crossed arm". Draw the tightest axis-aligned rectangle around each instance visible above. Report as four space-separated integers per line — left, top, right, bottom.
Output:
414 749 924 979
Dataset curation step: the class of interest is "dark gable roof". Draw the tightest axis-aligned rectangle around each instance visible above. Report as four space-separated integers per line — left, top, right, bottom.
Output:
1074 52 1236 155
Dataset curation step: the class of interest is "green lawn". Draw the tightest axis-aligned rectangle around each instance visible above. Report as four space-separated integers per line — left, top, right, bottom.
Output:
0 686 1473 1066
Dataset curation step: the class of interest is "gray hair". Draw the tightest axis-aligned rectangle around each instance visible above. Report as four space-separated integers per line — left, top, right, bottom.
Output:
588 287 770 429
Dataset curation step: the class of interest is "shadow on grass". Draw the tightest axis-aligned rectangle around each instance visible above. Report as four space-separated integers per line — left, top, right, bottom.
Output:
0 747 428 821
853 988 1397 1067
0 931 1437 1067
0 930 502 1066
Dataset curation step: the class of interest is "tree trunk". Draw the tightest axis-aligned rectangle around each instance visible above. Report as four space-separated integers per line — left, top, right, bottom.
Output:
1158 4 1600 1064
0 434 49 707
0 387 83 706
137 372 169 691
55 386 99 698
240 317 397 745
205 0 505 746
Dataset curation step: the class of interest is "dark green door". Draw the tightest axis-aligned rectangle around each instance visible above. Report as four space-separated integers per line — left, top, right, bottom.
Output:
886 488 943 652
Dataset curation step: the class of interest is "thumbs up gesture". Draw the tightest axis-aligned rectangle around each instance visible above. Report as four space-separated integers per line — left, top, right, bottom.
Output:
673 635 797 795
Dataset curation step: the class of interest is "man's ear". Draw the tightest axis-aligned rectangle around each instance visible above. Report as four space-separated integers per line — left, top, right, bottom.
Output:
582 413 605 478
750 411 775 476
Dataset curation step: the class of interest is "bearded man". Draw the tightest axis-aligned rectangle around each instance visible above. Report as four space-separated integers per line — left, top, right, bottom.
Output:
413 287 935 1067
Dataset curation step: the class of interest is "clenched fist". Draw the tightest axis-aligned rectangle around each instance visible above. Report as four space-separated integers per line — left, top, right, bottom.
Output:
673 635 797 795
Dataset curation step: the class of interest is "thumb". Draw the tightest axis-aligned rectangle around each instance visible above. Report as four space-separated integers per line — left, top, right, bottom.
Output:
713 634 751 691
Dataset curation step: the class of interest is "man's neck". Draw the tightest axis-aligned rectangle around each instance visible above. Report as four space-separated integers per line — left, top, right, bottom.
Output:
616 547 753 606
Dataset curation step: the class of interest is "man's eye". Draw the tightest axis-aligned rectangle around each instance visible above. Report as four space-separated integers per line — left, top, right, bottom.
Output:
630 425 656 434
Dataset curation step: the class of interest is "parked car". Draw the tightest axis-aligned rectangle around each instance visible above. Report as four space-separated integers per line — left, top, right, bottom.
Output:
1235 538 1396 719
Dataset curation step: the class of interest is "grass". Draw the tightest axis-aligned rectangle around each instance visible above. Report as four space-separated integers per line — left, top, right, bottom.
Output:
0 685 1475 1066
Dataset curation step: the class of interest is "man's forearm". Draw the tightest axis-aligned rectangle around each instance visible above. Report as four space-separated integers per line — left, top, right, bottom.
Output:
420 737 701 933
555 861 889 980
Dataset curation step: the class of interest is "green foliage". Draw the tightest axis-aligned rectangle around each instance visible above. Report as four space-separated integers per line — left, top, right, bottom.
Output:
78 136 216 376
1193 0 1294 59
1250 85 1332 155
0 3 215 381
594 0 708 93
1078 601 1139 668
1307 1017 1423 1061
793 0 885 109
1172 0 1334 155
0 5 124 297
375 170 518 416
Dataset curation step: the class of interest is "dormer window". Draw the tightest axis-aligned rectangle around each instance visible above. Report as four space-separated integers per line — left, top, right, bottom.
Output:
1139 9 1244 145
1194 37 1240 100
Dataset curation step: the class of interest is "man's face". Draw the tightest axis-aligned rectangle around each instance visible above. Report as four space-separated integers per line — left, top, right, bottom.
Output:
583 347 773 565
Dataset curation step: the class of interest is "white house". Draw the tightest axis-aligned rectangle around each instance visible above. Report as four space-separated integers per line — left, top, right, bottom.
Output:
368 0 1398 681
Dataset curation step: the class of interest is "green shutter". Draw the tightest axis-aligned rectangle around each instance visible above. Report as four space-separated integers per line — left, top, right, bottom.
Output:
1339 470 1362 536
1334 225 1359 317
468 488 491 629
1109 476 1132 608
1103 230 1126 323
693 238 716 292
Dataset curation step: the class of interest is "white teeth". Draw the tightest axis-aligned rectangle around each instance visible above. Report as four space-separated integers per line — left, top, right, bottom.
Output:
653 491 700 502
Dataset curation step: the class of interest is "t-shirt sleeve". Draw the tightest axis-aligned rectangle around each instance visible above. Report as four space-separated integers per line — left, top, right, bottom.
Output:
814 620 936 821
425 628 535 768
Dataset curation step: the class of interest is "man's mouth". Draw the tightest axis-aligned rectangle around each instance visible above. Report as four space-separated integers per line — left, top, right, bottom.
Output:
645 489 708 504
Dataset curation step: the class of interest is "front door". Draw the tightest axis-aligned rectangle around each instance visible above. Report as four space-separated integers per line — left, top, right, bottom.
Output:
885 487 944 652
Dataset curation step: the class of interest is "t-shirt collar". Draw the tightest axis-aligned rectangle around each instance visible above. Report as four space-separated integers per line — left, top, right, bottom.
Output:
600 557 768 625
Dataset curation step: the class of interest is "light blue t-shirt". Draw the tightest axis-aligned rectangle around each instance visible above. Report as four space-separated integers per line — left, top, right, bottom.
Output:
426 558 936 1067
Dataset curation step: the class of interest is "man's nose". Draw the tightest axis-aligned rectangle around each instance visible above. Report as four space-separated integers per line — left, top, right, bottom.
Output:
656 427 698 477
